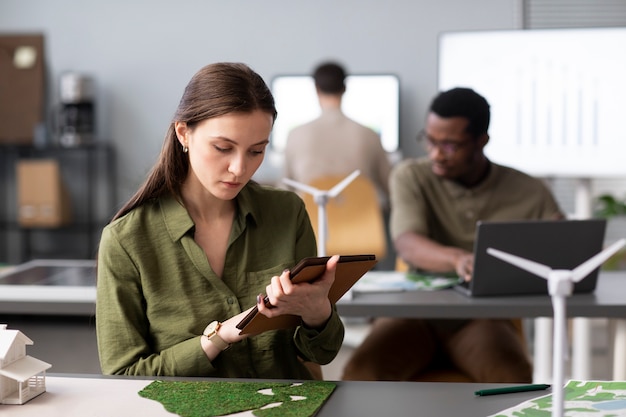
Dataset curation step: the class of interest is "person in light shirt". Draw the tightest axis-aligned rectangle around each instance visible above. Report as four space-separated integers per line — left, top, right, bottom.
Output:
283 61 391 208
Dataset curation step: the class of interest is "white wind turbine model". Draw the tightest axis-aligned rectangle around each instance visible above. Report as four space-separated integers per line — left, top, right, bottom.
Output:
283 169 360 257
487 238 626 417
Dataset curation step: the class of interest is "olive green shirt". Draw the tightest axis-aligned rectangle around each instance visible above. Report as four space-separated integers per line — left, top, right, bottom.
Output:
96 182 344 378
390 157 564 249
389 157 563 332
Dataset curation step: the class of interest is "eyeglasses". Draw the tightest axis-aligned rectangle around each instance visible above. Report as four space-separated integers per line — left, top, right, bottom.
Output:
417 130 473 156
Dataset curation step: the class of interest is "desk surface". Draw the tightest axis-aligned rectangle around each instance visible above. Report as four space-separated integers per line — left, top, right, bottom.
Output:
0 375 547 417
2 266 626 319
0 259 96 315
338 271 626 319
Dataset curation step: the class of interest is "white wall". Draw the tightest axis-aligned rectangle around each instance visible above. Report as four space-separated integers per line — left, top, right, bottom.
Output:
0 0 521 204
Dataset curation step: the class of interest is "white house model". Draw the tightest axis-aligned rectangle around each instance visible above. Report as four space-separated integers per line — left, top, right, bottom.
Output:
0 324 51 405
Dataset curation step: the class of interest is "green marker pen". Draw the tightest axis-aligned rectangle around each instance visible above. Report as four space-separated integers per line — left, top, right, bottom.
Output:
474 384 551 396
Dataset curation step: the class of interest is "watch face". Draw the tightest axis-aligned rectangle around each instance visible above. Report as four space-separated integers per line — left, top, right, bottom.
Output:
207 321 219 334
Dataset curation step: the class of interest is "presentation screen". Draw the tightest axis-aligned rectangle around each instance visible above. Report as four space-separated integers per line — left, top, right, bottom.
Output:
270 74 400 153
438 28 626 177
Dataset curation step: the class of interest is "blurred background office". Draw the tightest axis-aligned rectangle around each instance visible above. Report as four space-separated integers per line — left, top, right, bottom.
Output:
1 1 625 230
1 0 626 378
3 0 625 265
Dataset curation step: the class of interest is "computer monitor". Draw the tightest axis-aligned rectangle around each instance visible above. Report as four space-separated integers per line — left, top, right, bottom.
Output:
438 27 626 177
270 74 400 153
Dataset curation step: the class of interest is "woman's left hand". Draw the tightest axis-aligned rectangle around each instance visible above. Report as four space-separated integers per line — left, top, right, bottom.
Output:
257 254 339 329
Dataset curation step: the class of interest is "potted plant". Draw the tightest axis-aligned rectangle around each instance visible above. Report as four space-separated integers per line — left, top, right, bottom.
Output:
594 194 626 270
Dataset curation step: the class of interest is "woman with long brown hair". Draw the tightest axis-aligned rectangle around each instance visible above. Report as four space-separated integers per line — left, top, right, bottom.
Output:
96 62 343 378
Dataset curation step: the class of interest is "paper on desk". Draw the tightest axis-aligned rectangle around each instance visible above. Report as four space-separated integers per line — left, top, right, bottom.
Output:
352 271 461 293
489 380 626 417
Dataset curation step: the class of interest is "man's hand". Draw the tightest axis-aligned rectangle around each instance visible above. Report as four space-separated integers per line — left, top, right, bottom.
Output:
455 253 474 282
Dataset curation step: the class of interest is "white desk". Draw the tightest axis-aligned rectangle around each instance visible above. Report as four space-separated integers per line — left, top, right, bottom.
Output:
0 259 96 315
0 374 551 417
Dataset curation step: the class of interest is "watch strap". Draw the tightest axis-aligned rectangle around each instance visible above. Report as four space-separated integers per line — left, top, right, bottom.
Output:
203 321 230 351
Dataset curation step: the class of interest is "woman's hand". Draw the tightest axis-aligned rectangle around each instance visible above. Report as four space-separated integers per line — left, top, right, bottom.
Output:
257 255 340 329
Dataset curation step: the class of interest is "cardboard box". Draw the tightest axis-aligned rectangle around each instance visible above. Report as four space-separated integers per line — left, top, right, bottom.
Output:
0 34 45 144
17 159 72 228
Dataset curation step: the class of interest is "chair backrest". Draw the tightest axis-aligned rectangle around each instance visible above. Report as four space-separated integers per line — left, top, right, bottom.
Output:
396 257 409 272
301 175 387 260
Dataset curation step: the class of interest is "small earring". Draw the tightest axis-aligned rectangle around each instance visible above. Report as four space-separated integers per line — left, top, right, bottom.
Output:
182 145 188 153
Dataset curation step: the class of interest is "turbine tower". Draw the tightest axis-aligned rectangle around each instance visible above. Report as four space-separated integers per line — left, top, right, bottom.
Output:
487 238 626 417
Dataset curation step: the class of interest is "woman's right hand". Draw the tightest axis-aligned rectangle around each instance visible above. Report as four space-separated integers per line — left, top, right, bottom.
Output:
256 255 339 329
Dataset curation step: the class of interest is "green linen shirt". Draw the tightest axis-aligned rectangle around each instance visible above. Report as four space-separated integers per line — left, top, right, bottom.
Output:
390 157 564 250
96 181 344 378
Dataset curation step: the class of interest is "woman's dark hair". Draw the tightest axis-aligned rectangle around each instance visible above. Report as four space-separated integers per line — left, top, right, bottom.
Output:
112 62 277 221
429 87 490 138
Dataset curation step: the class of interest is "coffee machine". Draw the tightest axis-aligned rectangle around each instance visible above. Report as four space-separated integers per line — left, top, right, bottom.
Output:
58 72 95 147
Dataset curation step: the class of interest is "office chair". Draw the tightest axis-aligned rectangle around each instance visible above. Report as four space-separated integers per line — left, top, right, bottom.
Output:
301 174 387 260
298 174 387 381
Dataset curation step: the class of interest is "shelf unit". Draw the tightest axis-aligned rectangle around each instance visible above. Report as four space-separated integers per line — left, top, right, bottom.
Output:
0 143 116 264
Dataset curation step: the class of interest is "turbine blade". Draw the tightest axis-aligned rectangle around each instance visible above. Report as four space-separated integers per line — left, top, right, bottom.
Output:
487 247 552 279
328 170 360 197
282 178 322 196
571 238 626 282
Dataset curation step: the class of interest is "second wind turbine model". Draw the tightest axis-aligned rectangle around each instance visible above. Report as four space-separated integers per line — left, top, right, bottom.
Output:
283 169 360 257
487 238 626 417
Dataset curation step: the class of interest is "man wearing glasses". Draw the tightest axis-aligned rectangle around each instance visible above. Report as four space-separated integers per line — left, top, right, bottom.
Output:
342 87 563 383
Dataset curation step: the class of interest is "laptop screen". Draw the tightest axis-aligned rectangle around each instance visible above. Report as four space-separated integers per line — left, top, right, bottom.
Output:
459 219 607 297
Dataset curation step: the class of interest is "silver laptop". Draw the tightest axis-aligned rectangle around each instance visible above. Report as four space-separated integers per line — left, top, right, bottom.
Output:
455 219 607 297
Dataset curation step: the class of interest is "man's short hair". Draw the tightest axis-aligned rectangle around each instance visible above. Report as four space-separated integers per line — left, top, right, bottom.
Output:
313 62 346 94
429 87 490 137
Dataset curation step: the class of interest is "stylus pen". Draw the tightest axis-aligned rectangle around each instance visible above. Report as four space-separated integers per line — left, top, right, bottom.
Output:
474 384 551 396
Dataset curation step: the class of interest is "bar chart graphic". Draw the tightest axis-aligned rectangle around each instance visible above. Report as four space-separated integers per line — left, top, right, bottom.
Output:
439 28 626 177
